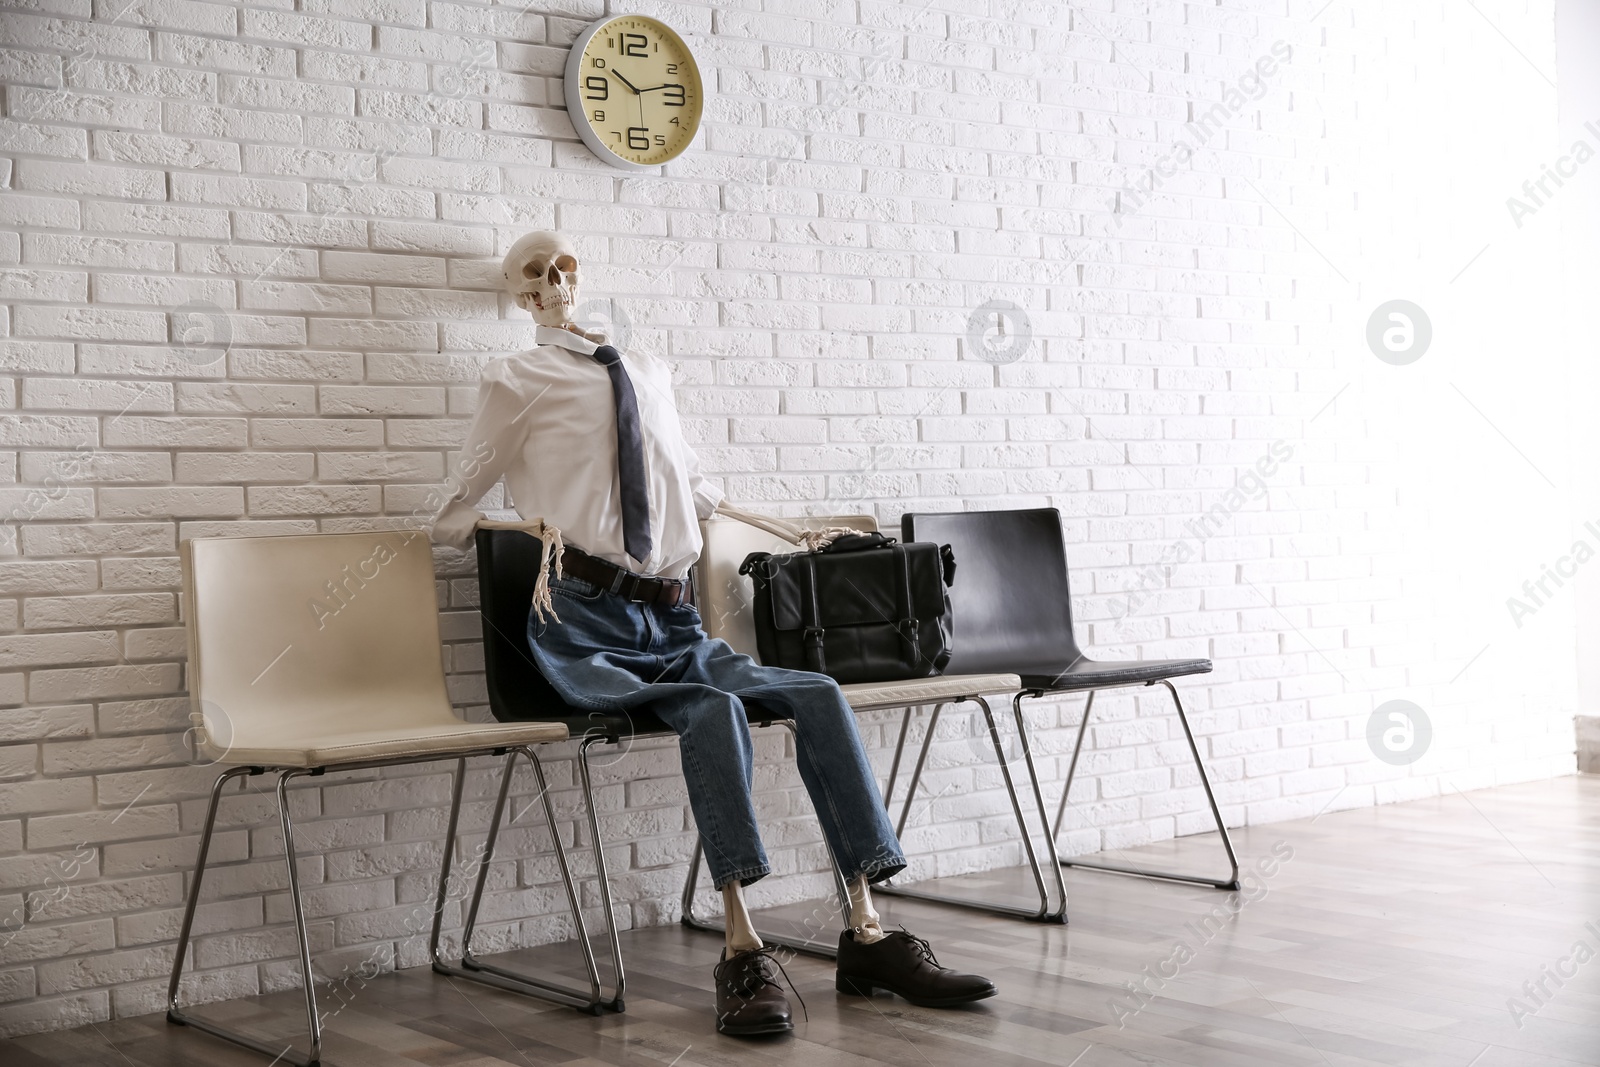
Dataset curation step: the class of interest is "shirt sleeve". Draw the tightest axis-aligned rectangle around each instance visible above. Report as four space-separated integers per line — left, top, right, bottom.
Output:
429 359 527 550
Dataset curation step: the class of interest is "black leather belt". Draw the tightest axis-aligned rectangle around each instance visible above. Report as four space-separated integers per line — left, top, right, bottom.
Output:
559 546 691 608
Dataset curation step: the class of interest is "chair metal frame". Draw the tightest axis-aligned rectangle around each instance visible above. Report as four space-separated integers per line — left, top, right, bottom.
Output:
167 744 600 1067
677 720 856 960
1051 680 1240 891
877 695 1068 922
569 720 855 1011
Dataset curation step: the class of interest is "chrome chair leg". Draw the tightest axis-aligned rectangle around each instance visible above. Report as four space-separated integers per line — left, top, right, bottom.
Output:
877 697 1064 922
577 733 628 1012
1053 681 1241 891
892 701 945 838
678 719 851 959
880 703 920 813
168 767 317 1065
430 750 603 1012
1054 689 1097 836
1011 692 1070 921
170 768 324 1066
277 770 322 1062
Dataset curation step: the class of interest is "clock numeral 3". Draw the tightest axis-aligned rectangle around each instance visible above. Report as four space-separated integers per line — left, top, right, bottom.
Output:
662 84 685 106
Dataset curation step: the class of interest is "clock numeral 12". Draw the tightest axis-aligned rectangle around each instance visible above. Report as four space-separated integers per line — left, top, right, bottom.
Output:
621 33 648 57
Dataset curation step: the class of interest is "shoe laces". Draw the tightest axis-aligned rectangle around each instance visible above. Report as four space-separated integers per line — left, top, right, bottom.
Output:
896 927 942 968
715 945 808 1020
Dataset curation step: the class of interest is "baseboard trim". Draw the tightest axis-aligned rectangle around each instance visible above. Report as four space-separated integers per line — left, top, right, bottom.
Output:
1578 716 1600 774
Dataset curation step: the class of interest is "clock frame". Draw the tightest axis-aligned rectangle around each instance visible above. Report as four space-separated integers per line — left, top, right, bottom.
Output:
564 15 705 171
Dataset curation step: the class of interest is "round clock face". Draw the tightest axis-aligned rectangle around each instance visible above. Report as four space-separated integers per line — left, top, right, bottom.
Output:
565 16 704 170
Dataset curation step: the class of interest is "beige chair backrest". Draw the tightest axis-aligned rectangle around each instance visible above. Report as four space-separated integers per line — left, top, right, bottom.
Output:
695 514 878 658
183 530 454 759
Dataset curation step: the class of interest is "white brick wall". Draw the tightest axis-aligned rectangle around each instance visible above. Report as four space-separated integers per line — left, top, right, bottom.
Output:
0 0 1583 1038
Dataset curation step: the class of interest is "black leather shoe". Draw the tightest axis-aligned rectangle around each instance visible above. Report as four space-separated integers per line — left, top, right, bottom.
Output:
714 946 794 1036
836 929 997 1007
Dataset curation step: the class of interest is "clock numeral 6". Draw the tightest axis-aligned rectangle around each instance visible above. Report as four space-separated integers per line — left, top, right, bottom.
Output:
622 33 648 57
627 126 649 150
585 75 607 100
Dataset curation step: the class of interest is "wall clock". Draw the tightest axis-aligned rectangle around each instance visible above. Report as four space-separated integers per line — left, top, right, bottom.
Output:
564 15 705 171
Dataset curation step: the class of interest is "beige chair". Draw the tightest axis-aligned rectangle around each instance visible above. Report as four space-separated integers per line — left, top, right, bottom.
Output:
167 530 597 1067
689 515 1051 924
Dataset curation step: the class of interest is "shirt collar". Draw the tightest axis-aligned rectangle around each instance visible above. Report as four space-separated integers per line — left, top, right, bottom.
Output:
535 324 601 356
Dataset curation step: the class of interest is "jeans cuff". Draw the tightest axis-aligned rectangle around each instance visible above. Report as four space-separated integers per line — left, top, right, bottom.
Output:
855 854 907 886
713 863 771 890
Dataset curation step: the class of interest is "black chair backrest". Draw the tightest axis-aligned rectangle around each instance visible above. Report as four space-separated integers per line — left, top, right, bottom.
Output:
474 528 582 725
901 508 1083 676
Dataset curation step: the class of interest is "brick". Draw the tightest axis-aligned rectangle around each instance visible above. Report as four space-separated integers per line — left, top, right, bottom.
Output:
98 486 244 518
8 87 160 130
21 379 174 413
13 161 164 200
250 418 384 449
0 631 119 669
13 307 168 343
22 523 174 556
26 594 178 630
24 234 174 271
102 417 247 449
28 663 181 703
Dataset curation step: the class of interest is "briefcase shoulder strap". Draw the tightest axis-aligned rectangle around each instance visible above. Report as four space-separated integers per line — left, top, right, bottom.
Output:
801 552 826 675
892 542 920 661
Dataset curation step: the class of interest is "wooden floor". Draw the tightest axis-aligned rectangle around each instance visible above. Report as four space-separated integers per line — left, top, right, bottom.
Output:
6 775 1599 1067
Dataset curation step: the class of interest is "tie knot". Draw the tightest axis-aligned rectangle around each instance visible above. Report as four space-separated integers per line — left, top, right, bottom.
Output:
591 344 621 366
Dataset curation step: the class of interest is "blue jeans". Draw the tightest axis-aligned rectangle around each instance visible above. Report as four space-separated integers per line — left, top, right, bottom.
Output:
528 572 907 890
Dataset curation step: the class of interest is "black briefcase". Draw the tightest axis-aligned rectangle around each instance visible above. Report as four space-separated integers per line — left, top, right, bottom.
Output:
737 532 955 684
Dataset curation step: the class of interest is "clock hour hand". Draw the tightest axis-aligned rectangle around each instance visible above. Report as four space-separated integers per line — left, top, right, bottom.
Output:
611 68 643 94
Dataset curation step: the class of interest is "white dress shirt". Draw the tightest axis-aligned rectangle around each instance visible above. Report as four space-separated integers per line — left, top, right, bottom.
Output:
430 325 723 580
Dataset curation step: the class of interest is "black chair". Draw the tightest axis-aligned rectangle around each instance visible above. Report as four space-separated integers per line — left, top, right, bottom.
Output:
473 529 848 1008
900 508 1241 920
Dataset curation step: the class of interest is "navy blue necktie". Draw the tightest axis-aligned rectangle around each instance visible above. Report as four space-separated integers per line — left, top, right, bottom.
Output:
589 345 652 563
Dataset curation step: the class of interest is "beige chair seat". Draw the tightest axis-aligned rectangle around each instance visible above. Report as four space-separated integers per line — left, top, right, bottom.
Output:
184 530 570 769
215 719 568 769
839 673 1021 712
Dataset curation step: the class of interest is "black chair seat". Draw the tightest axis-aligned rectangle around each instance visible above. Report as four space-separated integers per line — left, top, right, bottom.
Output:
1018 656 1212 693
474 529 781 739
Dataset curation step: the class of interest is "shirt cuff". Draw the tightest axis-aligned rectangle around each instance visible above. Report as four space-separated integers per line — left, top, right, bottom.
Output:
693 479 724 521
430 500 483 551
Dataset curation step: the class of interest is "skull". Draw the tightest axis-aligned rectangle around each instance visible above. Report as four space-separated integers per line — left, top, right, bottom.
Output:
502 231 580 328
